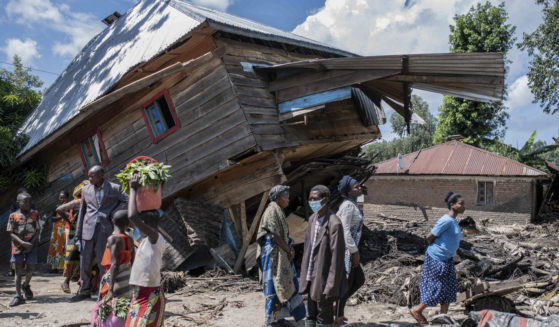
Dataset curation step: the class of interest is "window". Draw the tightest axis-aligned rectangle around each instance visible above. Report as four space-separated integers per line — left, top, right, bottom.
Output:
477 181 495 205
140 89 180 143
78 129 108 170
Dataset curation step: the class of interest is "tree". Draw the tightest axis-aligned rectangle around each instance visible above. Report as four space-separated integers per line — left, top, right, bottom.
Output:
433 2 516 146
517 0 559 115
484 131 559 172
0 55 45 192
363 95 437 163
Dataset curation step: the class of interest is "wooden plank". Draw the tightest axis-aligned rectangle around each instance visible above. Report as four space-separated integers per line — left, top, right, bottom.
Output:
234 192 269 273
228 206 242 242
240 201 248 242
384 74 503 85
275 70 399 103
269 69 355 91
278 87 351 114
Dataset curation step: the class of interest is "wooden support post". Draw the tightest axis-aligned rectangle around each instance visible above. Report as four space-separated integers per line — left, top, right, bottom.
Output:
228 206 241 241
233 192 269 273
240 201 248 241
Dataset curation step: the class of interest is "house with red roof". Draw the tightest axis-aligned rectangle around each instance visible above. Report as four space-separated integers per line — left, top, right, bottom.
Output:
366 140 549 224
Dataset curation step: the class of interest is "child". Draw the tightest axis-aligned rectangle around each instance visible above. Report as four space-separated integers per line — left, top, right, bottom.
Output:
99 209 134 300
125 174 166 327
7 192 40 307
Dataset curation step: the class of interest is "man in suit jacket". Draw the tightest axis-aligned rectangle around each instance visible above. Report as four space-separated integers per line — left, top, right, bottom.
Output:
299 185 347 327
71 165 128 301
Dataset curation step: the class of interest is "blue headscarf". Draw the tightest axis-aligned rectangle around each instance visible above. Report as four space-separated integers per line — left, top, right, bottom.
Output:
337 175 358 197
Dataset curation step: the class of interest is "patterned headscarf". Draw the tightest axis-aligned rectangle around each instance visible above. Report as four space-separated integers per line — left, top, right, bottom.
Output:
337 175 358 197
269 185 290 202
73 180 90 200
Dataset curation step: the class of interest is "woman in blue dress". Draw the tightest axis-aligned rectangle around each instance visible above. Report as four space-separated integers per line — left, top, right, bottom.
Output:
410 191 465 325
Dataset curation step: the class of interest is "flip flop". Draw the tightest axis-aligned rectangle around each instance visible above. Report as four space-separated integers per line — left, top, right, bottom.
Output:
410 309 428 325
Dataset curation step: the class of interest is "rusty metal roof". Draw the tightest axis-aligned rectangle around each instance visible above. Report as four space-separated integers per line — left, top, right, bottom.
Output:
374 140 547 177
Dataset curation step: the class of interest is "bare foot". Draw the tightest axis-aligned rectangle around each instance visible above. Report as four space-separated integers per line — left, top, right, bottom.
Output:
410 308 428 325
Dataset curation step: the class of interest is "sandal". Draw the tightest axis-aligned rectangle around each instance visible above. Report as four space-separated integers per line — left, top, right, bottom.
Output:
9 296 25 307
61 282 70 293
410 309 428 325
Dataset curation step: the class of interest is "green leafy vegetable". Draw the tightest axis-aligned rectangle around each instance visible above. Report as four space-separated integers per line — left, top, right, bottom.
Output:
115 160 171 193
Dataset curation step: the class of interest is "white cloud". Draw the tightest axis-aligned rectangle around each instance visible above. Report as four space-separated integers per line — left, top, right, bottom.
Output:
293 0 551 145
506 75 533 111
5 0 104 57
3 38 41 65
190 0 233 11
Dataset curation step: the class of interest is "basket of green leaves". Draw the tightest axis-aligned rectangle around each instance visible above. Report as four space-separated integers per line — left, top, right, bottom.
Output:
116 156 171 212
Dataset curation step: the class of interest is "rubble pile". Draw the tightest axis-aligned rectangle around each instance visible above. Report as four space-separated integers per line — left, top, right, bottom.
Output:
354 215 559 318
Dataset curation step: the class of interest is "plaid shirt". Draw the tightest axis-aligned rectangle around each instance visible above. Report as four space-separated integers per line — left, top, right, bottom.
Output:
6 210 39 255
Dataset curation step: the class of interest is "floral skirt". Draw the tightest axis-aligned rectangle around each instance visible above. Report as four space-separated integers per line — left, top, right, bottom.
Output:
47 219 66 270
63 226 80 278
125 286 165 327
419 252 457 306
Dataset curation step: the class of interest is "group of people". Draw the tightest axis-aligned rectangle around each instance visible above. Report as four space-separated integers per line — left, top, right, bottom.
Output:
257 176 366 327
7 165 167 327
7 166 466 327
257 177 466 327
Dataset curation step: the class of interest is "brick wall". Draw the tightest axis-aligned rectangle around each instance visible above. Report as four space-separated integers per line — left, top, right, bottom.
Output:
365 175 536 224
365 203 530 225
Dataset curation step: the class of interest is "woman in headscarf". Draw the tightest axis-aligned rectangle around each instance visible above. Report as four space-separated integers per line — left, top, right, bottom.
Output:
334 176 365 327
257 185 306 327
57 180 89 293
47 191 70 272
410 191 465 325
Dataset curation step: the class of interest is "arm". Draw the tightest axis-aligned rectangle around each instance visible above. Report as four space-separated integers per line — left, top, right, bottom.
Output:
75 196 87 241
426 232 436 245
267 230 294 260
324 219 346 299
128 174 159 244
427 217 451 245
106 236 122 299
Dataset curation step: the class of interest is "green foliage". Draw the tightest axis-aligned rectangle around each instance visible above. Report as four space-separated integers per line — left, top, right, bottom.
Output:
517 0 559 115
434 2 516 146
98 296 130 321
116 160 171 194
483 131 559 172
0 55 46 193
363 95 437 163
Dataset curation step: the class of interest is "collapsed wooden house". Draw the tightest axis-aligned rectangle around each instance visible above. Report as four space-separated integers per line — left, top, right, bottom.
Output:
0 0 506 270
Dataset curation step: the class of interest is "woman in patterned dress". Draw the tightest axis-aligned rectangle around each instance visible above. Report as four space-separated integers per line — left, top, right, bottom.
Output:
47 191 70 272
410 192 465 325
57 180 89 293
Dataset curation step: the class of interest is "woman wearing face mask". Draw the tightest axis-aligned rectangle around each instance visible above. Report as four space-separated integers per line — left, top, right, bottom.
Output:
410 192 465 325
334 176 365 327
257 185 306 327
299 185 347 327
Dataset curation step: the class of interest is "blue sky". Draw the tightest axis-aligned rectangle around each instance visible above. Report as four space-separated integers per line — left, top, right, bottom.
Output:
1 0 557 148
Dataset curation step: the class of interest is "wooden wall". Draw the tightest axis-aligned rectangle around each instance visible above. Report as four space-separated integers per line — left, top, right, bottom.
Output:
217 37 381 155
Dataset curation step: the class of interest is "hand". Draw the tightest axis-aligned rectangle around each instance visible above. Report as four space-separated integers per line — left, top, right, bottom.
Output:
351 252 360 268
106 289 114 300
288 248 295 261
130 174 140 190
73 234 81 243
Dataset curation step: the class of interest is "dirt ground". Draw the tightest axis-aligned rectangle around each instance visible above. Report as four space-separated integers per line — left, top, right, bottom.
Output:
0 269 467 327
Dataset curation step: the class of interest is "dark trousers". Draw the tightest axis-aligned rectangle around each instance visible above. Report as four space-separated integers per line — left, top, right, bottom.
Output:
307 289 334 324
337 265 365 317
79 223 110 295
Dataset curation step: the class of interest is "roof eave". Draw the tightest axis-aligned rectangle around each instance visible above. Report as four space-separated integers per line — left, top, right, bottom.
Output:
206 20 355 57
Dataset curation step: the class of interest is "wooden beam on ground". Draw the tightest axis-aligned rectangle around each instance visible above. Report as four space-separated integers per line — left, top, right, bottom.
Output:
233 192 269 273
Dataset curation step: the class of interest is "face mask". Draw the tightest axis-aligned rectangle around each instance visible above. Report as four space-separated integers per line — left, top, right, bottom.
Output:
308 200 323 213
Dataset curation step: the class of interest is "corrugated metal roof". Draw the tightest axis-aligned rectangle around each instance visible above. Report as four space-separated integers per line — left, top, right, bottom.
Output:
374 140 547 177
18 0 351 157
258 53 505 103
